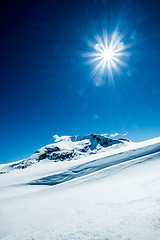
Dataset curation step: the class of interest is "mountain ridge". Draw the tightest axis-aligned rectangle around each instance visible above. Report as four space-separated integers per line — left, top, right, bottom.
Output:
2 134 129 172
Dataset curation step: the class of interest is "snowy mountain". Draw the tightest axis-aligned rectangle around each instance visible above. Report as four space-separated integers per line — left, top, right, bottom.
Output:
1 134 129 172
0 135 160 240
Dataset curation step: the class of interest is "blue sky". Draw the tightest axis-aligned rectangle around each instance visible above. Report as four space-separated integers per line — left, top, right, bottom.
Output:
1 0 160 163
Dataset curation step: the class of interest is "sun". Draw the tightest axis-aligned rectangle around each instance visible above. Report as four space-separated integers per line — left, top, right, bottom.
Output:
84 31 131 81
103 49 113 61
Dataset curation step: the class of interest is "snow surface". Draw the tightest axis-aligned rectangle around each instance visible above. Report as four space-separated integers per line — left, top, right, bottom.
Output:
0 136 160 240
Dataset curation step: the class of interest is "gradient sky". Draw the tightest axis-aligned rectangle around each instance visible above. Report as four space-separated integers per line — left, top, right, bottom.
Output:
1 0 160 164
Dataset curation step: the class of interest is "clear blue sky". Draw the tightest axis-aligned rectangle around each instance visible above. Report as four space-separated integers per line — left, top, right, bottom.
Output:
1 0 160 164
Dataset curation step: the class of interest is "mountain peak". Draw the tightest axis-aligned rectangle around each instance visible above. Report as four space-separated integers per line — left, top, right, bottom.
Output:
6 134 129 171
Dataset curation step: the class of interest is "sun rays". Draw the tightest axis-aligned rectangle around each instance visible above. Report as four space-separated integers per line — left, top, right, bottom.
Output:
84 31 131 82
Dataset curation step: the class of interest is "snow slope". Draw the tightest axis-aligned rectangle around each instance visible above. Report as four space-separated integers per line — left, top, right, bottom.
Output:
0 135 160 240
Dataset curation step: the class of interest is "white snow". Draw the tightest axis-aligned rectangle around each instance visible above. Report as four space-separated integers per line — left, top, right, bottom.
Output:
0 136 160 240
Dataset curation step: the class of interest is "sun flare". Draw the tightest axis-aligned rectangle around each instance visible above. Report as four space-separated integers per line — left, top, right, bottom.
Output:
84 31 131 81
